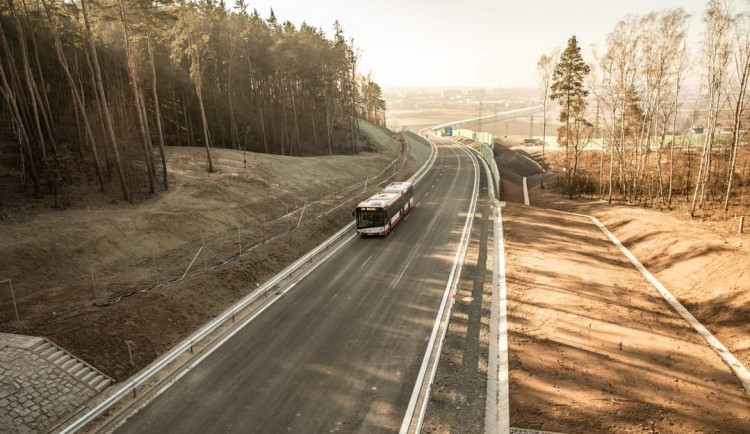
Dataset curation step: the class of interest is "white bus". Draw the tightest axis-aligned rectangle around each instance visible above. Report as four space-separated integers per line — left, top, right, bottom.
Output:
354 181 414 236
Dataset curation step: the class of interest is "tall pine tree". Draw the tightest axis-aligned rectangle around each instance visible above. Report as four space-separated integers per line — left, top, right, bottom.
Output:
551 35 590 197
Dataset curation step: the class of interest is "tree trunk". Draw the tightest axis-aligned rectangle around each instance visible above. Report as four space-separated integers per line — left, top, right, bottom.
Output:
118 0 156 195
146 33 169 190
40 0 107 192
0 49 39 196
193 53 213 173
724 52 749 211
80 0 131 202
6 0 49 163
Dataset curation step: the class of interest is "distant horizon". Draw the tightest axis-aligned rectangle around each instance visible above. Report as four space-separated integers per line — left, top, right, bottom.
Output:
242 0 711 88
382 86 538 91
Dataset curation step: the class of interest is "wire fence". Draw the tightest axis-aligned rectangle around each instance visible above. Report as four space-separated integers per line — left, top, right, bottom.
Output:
0 152 411 321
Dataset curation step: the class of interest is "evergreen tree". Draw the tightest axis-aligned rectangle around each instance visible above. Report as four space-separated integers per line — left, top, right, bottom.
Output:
550 35 591 197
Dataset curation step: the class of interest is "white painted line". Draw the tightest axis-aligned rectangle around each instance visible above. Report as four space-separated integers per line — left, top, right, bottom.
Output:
485 204 510 434
110 233 358 430
401 141 480 433
66 116 442 434
519 153 544 172
414 143 480 433
522 177 530 206
390 202 447 290
360 256 372 269
547 208 750 396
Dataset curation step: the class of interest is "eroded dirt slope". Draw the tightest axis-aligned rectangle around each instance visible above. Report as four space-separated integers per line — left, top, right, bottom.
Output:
503 203 750 432
532 186 750 369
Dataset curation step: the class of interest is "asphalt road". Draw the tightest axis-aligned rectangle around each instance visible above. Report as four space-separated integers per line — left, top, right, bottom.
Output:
493 141 544 204
116 139 478 433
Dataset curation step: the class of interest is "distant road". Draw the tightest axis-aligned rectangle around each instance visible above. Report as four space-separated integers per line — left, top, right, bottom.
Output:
492 141 544 204
116 139 478 433
430 105 543 131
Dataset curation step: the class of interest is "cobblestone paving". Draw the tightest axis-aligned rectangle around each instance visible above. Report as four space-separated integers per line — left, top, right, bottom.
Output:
0 334 97 433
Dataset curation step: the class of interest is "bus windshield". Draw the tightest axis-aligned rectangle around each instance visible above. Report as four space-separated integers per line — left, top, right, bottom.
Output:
356 209 386 229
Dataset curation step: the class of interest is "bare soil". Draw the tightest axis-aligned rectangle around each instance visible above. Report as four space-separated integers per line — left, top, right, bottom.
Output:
531 185 750 371
0 126 423 380
486 141 750 431
503 202 750 432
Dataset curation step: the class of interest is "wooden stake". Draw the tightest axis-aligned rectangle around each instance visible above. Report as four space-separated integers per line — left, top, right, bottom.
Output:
152 250 158 285
1 279 21 331
90 265 97 300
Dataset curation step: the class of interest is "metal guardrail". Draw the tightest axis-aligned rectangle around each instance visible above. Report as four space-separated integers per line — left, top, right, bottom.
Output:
479 143 501 198
56 128 438 434
401 140 480 434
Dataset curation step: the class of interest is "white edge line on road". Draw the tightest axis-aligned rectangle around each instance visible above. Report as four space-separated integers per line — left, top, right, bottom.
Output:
108 233 357 432
488 201 510 434
519 153 544 173
400 140 480 434
61 132 440 434
462 143 509 434
522 177 530 206
414 142 481 433
119 138 440 427
547 208 750 396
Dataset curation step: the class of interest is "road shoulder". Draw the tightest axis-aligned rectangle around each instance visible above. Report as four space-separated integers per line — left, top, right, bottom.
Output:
422 164 494 433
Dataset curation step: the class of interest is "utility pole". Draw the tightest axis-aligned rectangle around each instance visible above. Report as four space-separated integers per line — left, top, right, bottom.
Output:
529 115 533 138
479 100 482 133
494 103 498 134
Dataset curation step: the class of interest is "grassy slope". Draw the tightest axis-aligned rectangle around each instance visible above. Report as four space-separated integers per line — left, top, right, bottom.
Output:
1 121 399 298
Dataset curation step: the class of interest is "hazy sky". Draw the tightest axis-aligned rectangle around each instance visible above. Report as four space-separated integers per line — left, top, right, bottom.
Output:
246 0 711 88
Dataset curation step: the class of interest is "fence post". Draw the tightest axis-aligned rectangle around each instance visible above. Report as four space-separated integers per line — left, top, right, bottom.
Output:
2 279 21 331
238 225 242 256
202 239 207 271
740 216 745 234
297 204 306 227
124 340 134 366
152 250 159 285
90 265 98 301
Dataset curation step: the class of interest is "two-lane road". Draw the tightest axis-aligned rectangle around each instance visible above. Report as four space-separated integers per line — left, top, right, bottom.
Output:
116 139 478 433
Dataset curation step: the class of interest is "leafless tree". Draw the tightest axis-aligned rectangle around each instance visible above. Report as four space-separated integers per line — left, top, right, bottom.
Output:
724 10 750 211
536 48 559 188
691 0 733 216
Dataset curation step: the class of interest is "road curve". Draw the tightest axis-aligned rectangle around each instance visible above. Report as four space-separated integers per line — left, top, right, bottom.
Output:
115 139 478 433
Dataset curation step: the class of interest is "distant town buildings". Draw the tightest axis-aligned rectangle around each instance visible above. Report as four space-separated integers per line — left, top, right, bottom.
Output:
383 88 540 111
